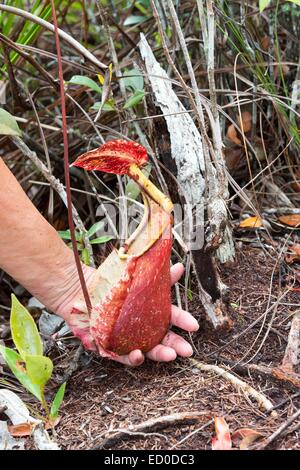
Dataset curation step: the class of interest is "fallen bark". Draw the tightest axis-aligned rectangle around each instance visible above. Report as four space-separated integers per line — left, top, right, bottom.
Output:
139 34 233 329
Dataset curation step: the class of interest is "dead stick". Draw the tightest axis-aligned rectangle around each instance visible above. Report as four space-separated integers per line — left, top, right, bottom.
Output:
190 358 276 415
91 411 210 450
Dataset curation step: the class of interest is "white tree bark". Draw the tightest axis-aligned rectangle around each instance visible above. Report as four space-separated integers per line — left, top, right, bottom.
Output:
139 34 233 328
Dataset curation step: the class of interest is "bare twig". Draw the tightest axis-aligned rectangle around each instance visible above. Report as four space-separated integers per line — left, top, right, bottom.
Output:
91 411 210 449
190 358 275 414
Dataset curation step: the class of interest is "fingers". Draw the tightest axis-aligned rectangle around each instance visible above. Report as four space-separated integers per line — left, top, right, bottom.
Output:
162 331 193 356
146 331 194 362
170 263 184 285
171 304 199 332
146 344 177 362
112 349 145 367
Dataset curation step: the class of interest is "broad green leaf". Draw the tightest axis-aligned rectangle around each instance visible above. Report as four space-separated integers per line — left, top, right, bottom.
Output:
123 68 144 92
123 90 145 109
58 230 72 240
0 108 22 136
10 295 43 360
287 0 300 5
259 0 271 12
58 230 81 242
25 355 53 387
69 75 102 94
81 247 91 266
87 221 105 238
0 345 41 401
50 382 66 419
90 236 114 244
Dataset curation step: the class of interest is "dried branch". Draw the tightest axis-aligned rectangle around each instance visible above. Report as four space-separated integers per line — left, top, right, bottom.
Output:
190 358 275 414
91 411 210 449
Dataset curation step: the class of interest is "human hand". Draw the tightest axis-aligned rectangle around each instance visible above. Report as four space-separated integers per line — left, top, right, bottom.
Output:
57 263 198 366
109 263 199 366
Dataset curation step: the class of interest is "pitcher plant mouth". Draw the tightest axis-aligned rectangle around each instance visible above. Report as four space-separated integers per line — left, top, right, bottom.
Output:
72 140 173 260
69 139 174 356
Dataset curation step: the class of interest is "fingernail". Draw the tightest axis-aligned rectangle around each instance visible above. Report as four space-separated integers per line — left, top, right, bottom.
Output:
190 318 200 331
184 344 193 356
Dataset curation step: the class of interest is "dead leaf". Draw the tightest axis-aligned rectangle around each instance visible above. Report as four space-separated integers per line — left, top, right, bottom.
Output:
212 416 232 450
8 422 34 437
239 216 263 228
227 124 241 145
239 111 252 133
285 244 300 264
232 428 264 450
227 111 252 145
278 214 300 227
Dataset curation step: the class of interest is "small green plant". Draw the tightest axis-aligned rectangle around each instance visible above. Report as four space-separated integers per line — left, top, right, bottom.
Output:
58 221 114 266
69 65 145 112
0 295 66 423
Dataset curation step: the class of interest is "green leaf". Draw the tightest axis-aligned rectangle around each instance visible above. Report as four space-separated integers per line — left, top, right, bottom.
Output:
91 99 116 112
135 1 149 15
57 230 72 240
259 0 271 12
87 221 105 238
0 108 22 136
69 75 102 94
25 355 53 387
123 68 144 92
81 247 91 266
90 236 114 245
287 0 300 5
0 345 41 401
10 295 43 360
58 230 81 242
50 382 66 419
123 90 145 109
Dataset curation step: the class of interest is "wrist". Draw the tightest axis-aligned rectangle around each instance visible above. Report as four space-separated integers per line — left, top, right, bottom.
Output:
45 255 95 320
